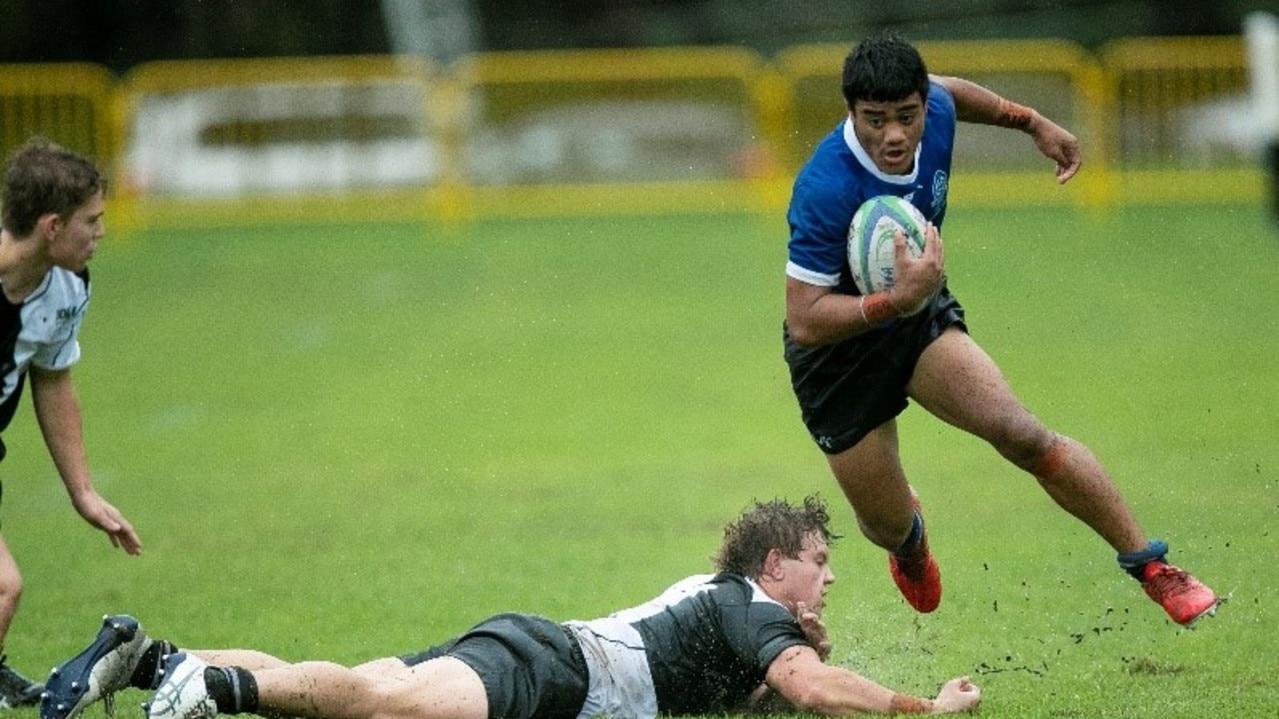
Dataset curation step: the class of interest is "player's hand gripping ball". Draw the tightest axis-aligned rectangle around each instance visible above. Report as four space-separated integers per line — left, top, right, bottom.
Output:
846 195 927 295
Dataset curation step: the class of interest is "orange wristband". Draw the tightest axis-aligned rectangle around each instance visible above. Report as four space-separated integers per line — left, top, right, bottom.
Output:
889 693 933 714
996 97 1035 131
859 292 898 326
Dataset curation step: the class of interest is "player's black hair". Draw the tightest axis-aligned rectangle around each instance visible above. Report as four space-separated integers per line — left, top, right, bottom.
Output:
714 495 840 577
2 139 105 237
841 30 930 107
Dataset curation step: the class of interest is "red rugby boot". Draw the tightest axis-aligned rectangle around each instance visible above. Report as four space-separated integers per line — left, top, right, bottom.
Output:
888 491 941 613
1141 561 1220 626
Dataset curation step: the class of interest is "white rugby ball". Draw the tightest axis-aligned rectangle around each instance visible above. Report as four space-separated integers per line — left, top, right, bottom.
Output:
847 195 927 295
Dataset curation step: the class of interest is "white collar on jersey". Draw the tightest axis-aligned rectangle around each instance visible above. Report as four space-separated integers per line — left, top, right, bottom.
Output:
744 576 790 609
842 118 920 186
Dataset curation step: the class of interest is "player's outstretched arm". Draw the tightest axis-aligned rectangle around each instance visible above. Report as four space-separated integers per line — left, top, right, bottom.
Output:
764 645 981 715
31 366 142 555
932 74 1082 184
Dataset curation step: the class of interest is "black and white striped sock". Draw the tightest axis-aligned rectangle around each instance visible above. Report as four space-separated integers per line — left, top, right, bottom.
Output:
204 666 260 715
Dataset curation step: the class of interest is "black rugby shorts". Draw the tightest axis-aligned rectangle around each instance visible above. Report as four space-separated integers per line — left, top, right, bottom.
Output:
783 288 966 455
400 613 588 719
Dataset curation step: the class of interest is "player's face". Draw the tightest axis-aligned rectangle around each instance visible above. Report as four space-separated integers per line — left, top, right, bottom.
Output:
849 93 926 175
48 189 105 272
777 532 835 616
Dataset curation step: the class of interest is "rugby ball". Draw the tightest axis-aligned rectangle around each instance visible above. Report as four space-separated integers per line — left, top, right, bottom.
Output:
847 195 927 295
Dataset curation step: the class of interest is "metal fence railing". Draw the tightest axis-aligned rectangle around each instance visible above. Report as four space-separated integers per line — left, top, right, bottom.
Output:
0 37 1263 225
0 63 115 167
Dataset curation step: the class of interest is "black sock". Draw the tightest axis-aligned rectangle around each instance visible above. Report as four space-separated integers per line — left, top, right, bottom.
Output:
131 641 177 690
203 666 259 715
893 513 924 556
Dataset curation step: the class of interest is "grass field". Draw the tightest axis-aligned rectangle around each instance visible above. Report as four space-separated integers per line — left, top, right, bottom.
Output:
2 202 1276 718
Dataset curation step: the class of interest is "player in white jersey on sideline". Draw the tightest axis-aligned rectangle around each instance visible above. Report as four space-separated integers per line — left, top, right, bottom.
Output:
0 139 142 707
41 496 980 719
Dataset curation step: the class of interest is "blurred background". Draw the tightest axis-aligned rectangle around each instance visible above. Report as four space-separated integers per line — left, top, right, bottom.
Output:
3 0 1279 223
2 0 1275 68
2 7 1277 717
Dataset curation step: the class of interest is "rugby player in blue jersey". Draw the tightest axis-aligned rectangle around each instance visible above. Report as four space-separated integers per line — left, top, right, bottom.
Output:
783 31 1216 625
41 497 980 719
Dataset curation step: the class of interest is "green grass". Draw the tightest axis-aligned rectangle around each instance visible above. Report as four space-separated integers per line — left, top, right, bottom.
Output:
2 203 1276 717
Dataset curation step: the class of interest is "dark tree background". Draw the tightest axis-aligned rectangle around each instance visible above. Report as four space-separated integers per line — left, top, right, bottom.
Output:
0 1 385 72
0 0 1274 74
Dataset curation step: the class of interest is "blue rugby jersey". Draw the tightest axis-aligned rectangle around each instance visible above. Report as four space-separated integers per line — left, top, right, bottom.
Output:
786 81 957 296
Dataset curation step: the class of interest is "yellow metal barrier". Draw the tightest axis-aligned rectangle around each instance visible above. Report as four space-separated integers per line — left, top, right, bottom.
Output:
115 55 442 228
445 46 777 218
0 63 116 167
1100 36 1259 205
0 37 1264 226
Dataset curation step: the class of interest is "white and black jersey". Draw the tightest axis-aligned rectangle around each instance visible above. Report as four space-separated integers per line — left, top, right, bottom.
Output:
0 267 89 436
566 572 810 718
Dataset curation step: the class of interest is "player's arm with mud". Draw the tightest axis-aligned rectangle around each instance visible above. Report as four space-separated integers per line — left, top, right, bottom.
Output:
763 644 980 715
931 74 1081 183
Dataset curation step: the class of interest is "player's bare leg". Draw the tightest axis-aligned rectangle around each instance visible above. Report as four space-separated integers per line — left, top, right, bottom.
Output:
828 424 941 612
253 656 487 719
146 651 490 719
908 328 1218 624
826 423 915 551
907 328 1146 552
0 537 41 708
0 538 21 654
189 650 291 671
